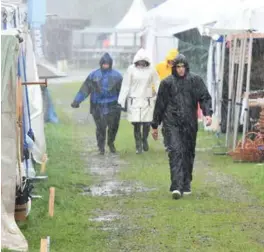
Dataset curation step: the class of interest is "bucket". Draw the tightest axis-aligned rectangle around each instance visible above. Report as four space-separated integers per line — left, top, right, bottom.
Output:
15 203 27 221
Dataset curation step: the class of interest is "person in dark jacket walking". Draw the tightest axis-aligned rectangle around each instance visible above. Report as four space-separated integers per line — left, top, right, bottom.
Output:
151 54 213 200
71 53 123 155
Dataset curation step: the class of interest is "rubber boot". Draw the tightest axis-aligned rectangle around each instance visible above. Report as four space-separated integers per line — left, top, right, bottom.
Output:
134 123 142 154
108 142 116 154
142 124 150 152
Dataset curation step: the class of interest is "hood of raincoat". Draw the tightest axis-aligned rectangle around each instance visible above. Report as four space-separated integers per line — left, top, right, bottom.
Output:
133 48 151 64
99 52 113 68
165 49 179 62
172 53 190 77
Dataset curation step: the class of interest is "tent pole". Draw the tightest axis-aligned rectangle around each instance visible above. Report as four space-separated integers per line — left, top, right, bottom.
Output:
232 36 247 151
225 37 237 147
230 63 239 148
218 35 226 133
215 42 221 125
232 38 243 150
241 32 253 147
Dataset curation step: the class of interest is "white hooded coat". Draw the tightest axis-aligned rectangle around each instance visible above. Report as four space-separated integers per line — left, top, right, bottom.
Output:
118 48 160 122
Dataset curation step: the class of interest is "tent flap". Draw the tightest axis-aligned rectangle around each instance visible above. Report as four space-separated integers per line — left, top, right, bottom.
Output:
1 32 28 252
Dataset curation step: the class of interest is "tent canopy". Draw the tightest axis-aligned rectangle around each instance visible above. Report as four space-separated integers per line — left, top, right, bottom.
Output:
204 0 264 35
110 0 147 47
115 0 147 30
142 0 230 36
37 60 67 79
141 0 230 64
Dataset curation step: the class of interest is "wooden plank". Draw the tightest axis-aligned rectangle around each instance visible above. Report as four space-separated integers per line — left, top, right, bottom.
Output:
231 33 264 39
48 187 55 217
40 238 47 252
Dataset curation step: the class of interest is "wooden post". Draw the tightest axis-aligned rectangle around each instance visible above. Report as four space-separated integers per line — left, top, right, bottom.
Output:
40 238 47 252
48 187 55 217
40 154 48 174
22 79 48 87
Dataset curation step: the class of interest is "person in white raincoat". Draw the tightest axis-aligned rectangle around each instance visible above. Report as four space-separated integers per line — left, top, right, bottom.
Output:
118 48 160 154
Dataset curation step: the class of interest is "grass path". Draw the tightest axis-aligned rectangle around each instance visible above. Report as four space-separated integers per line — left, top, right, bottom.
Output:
19 82 264 252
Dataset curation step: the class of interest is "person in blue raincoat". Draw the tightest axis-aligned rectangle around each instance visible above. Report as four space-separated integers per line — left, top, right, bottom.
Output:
71 53 123 155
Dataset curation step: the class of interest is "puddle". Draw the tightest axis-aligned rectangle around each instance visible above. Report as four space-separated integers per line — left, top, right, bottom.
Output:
101 227 119 231
89 165 118 176
81 180 155 197
89 213 120 222
77 128 153 198
197 235 213 244
84 153 128 176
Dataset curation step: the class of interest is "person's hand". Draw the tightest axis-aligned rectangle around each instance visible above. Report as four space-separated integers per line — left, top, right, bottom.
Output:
205 116 212 126
152 129 158 141
117 104 126 112
71 101 80 108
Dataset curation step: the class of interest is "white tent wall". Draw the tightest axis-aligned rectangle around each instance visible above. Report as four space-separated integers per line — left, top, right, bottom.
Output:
23 33 47 165
110 0 147 47
204 39 224 131
142 28 178 64
1 30 28 252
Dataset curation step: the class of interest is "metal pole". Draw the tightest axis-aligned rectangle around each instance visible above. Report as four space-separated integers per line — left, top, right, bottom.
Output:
225 37 237 147
232 38 243 150
218 35 226 132
241 32 253 147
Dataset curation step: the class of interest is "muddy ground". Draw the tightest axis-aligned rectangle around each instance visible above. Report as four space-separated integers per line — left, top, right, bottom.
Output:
50 79 264 251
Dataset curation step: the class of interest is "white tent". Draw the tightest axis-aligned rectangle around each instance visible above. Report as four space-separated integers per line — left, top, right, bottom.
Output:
205 0 264 35
204 0 264 146
142 0 231 64
2 0 47 175
1 29 28 252
109 0 147 47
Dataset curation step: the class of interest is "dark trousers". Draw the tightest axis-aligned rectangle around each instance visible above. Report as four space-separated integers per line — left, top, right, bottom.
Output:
132 123 150 150
92 111 121 151
164 126 197 192
161 126 168 147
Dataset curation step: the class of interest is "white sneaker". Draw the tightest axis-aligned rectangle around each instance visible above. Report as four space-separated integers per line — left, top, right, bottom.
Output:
183 191 192 196
172 190 181 200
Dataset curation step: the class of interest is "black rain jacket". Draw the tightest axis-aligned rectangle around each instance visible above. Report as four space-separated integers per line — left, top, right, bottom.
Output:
152 54 213 132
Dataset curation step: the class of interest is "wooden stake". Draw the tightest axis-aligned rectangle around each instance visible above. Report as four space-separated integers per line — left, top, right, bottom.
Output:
40 154 48 174
48 187 55 217
40 238 47 252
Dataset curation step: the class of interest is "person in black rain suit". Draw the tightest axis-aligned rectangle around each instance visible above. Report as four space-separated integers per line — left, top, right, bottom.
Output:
71 53 123 155
151 54 213 199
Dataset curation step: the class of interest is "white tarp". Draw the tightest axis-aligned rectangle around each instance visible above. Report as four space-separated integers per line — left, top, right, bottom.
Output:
1 30 28 252
110 0 147 47
204 39 223 131
21 33 47 165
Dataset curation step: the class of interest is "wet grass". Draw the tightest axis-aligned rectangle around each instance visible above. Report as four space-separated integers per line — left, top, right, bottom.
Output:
18 82 264 252
115 121 264 251
18 110 112 252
